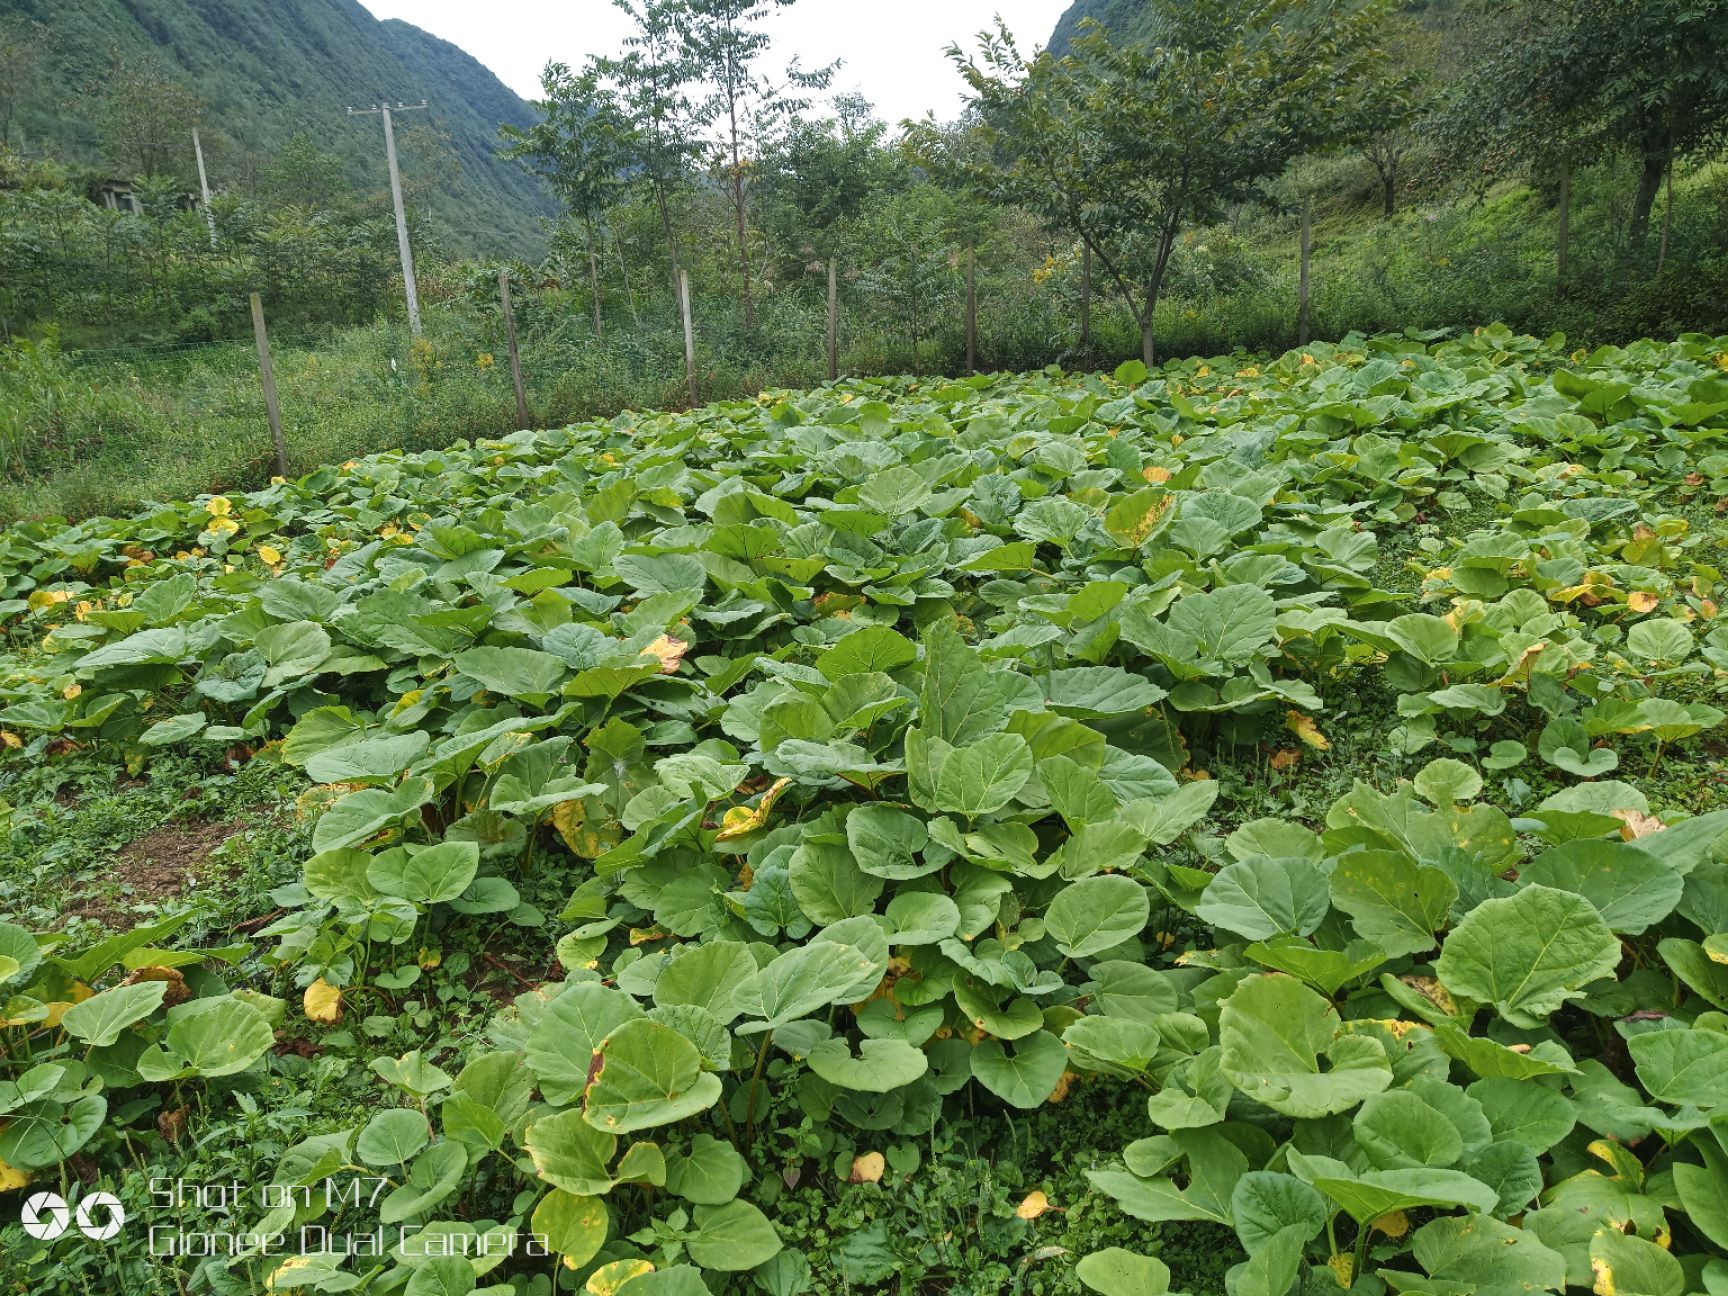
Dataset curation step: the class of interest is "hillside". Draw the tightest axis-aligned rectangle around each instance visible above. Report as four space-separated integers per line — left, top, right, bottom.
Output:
0 0 555 255
1048 0 1156 53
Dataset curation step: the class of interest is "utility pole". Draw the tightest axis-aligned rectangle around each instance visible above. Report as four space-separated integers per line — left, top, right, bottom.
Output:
348 99 427 335
191 126 217 249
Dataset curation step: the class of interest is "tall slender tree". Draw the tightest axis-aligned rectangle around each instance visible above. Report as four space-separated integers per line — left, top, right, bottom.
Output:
501 61 633 337
681 0 833 328
599 0 704 294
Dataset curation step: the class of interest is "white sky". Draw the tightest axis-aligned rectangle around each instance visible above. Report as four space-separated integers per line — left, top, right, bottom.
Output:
358 0 1069 125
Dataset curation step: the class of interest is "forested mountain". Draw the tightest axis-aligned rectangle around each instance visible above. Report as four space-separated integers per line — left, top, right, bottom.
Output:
1048 0 1157 53
0 0 554 254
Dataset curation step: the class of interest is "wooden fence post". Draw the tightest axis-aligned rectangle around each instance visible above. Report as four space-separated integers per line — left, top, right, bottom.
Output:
1080 242 1091 364
965 245 977 375
1297 198 1312 348
1557 158 1571 298
826 259 839 382
680 269 698 407
1657 159 1674 273
249 292 287 480
498 270 529 429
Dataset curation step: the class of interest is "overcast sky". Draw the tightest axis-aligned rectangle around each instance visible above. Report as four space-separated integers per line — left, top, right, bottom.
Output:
358 0 1069 125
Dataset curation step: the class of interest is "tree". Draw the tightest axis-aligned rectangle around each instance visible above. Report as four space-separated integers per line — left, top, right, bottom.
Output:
947 2 1391 366
855 182 959 375
0 19 50 148
91 49 205 181
501 62 633 337
761 93 892 260
681 0 834 328
261 133 351 210
1439 0 1728 252
1339 44 1423 218
599 0 705 294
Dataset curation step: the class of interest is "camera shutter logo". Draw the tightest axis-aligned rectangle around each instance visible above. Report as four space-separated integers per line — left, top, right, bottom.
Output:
20 1190 126 1242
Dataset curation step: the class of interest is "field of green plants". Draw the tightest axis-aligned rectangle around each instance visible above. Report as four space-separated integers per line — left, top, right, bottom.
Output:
3 325 1728 1296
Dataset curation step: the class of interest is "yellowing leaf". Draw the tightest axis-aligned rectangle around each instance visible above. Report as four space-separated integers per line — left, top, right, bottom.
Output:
1015 1190 1050 1219
588 1260 655 1296
552 798 620 859
1285 710 1329 750
208 517 240 537
303 978 343 1024
850 1151 885 1183
1373 1210 1409 1238
1328 1254 1354 1287
1142 465 1173 484
640 635 688 674
1613 809 1665 841
1627 591 1659 614
267 1256 315 1291
0 1157 31 1191
714 777 793 841
258 544 283 566
0 732 20 749
1269 748 1300 771
205 495 232 517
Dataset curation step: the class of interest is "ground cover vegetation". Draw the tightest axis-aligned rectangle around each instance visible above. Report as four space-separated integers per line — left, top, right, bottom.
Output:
1 325 1727 1295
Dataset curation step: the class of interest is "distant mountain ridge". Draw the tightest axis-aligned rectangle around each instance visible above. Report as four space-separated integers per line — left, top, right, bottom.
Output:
1048 0 1158 54
2 0 554 255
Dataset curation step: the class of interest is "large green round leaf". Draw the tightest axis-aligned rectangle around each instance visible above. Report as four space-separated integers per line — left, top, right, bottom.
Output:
583 1019 722 1134
0 1094 107 1169
1046 874 1149 958
883 893 961 945
788 842 883 924
932 732 1035 817
1229 1171 1328 1254
533 1189 609 1268
369 840 481 905
59 980 168 1048
1076 1248 1171 1296
524 1108 617 1194
664 1133 747 1205
970 1030 1067 1108
806 1037 928 1092
1629 1027 1728 1107
1352 1089 1464 1170
452 645 569 699
403 1257 475 1296
847 804 938 880
357 1108 431 1166
0 922 41 988
652 940 757 1025
685 1199 782 1271
734 939 876 1032
1435 884 1621 1028
525 984 646 1106
1197 856 1329 942
166 996 276 1078
312 777 435 851
1328 851 1457 958
1218 975 1391 1118
1517 841 1682 935
379 1141 469 1224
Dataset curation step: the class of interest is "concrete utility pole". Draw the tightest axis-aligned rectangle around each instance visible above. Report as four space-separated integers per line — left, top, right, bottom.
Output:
191 126 217 248
348 100 427 335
